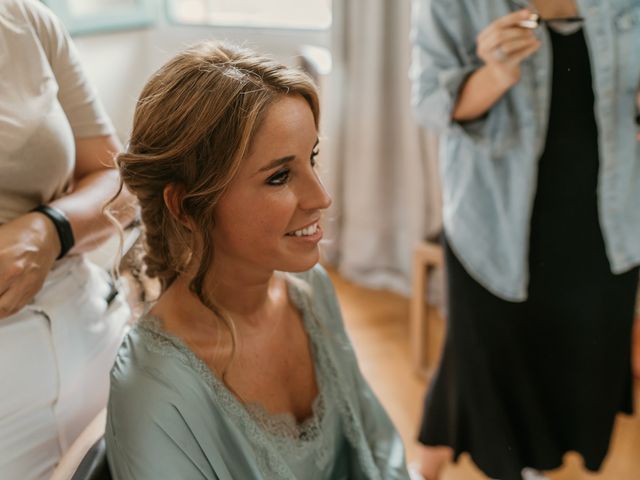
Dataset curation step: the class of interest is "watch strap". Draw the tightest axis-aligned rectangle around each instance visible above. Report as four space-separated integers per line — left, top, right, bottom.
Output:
31 205 75 259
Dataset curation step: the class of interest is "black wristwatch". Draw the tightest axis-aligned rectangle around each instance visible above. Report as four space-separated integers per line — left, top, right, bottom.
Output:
31 205 75 259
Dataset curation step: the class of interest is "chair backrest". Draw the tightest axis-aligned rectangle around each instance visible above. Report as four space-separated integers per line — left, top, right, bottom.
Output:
50 409 108 480
71 437 111 480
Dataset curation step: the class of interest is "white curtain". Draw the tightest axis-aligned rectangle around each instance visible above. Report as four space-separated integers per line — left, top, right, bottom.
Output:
320 0 441 295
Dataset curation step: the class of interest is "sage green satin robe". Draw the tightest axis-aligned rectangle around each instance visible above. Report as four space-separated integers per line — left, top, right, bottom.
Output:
106 265 410 480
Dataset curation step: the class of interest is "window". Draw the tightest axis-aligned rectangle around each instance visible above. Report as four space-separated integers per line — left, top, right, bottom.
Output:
43 0 155 35
168 0 332 30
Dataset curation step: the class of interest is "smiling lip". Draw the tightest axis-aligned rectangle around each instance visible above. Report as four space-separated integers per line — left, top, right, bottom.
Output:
285 220 323 242
286 224 323 243
286 219 320 235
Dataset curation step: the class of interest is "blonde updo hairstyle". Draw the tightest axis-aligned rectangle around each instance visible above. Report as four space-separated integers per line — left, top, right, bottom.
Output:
116 42 319 372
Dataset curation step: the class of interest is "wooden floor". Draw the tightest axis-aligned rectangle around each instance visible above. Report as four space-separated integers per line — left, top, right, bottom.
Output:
326 267 640 480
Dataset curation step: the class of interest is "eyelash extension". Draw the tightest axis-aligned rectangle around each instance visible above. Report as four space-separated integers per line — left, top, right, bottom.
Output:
266 147 321 186
266 168 290 186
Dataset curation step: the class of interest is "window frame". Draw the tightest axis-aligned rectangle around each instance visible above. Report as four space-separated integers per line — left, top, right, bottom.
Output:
164 0 332 33
42 0 156 36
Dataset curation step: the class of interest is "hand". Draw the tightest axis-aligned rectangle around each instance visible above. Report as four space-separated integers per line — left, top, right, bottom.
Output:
476 9 542 89
0 212 61 318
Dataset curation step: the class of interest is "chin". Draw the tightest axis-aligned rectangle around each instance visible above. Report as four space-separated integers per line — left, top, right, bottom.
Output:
279 253 320 273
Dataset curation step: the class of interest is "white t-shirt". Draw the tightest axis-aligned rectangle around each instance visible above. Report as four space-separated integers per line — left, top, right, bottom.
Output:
0 0 113 224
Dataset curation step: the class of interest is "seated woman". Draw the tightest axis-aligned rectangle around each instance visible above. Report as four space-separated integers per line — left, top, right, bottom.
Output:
105 42 410 480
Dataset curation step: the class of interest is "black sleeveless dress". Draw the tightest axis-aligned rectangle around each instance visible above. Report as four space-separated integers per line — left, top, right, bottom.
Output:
418 27 639 480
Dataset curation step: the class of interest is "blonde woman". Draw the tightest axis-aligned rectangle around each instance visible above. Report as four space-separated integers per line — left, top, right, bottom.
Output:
105 42 410 480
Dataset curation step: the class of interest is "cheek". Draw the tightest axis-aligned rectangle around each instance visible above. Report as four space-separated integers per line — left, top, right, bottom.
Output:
215 183 300 239
252 205 292 238
217 197 293 246
248 192 298 229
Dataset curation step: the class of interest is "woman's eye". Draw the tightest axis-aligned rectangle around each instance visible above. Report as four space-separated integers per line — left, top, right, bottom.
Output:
266 169 290 185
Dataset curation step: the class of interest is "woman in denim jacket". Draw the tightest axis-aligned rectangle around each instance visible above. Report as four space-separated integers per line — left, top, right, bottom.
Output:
410 0 640 479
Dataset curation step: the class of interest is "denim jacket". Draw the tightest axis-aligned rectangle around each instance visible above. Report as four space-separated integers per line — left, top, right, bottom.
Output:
410 0 640 301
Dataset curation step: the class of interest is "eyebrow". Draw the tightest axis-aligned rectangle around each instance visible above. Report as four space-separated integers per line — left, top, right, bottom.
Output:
258 155 295 173
256 139 320 174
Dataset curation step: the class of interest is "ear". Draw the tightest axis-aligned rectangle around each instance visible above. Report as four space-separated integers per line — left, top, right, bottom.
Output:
163 183 191 229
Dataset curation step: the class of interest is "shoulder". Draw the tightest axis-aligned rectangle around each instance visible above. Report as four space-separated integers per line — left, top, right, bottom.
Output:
107 325 223 446
109 325 201 415
109 331 176 413
0 0 27 28
414 0 500 30
0 0 69 61
0 0 59 30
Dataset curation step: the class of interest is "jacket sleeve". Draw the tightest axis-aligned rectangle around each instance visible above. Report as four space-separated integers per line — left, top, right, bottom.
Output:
410 0 486 137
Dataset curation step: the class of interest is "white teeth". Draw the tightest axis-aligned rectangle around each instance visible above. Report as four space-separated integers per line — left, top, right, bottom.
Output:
290 222 318 237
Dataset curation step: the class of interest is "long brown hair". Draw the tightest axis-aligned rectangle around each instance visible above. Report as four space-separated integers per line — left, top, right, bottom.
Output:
114 42 319 379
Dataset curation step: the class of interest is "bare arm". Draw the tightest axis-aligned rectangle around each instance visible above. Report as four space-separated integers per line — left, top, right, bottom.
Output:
452 10 541 122
0 134 136 318
49 134 136 254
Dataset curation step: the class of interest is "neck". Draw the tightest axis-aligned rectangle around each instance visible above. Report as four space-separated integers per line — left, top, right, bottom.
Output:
210 274 281 320
154 264 285 334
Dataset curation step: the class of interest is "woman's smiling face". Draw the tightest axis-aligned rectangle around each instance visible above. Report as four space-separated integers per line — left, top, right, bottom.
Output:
212 94 332 276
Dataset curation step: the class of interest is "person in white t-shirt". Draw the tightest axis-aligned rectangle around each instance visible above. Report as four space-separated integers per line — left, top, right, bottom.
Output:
0 1 135 478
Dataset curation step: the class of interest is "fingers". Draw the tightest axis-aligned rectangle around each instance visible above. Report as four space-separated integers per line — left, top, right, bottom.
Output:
478 33 540 66
0 266 17 317
0 268 43 319
478 9 534 42
505 39 542 65
476 8 542 69
481 27 537 52
500 36 540 56
0 285 29 318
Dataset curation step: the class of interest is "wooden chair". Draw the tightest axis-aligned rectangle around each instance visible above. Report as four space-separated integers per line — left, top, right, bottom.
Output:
409 240 444 377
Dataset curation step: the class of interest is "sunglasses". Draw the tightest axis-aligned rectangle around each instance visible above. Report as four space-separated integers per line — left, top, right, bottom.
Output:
509 0 584 29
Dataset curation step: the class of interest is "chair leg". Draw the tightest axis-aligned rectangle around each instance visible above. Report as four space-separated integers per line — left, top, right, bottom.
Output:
410 242 444 378
410 248 429 376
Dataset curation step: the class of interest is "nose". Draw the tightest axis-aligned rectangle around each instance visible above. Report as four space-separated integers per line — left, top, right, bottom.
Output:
299 169 332 211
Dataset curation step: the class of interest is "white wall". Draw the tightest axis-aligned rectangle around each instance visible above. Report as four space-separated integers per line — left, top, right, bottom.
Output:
73 20 330 142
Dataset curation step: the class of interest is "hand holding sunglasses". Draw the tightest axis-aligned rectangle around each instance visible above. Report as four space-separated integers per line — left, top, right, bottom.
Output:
475 9 542 88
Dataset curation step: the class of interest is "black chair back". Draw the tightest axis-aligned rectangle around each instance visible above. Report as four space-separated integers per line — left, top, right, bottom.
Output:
71 437 112 480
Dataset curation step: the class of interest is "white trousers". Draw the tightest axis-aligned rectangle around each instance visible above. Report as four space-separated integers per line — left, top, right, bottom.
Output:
0 256 130 480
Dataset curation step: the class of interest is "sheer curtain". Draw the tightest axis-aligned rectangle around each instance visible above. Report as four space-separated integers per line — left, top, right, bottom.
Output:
320 0 441 295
